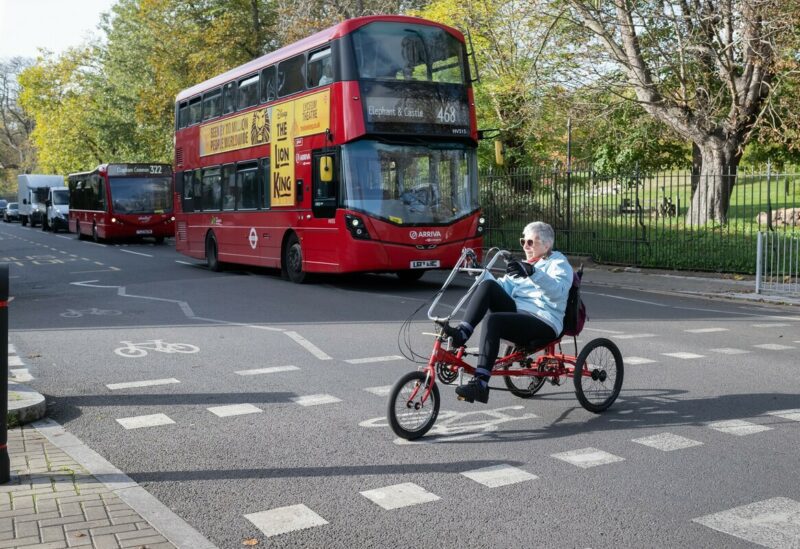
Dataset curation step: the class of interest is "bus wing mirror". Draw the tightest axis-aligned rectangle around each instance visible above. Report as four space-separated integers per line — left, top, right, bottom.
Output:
494 140 504 166
320 156 334 182
22 199 27 205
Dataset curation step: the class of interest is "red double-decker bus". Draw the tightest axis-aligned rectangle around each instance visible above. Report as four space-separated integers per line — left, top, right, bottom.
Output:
173 15 484 282
68 163 175 243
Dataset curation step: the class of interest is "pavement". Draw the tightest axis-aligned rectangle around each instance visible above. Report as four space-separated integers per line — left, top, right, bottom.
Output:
2 264 797 548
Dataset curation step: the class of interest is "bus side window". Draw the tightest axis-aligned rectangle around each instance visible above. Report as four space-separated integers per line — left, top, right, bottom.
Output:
177 172 192 212
307 48 332 88
238 74 259 111
278 54 305 97
223 82 236 115
178 102 189 128
202 167 221 211
222 164 236 211
203 89 221 121
237 163 259 210
260 66 276 103
188 97 202 125
259 157 270 209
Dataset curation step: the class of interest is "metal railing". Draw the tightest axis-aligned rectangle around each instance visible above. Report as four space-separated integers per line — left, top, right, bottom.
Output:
480 163 800 273
756 231 800 297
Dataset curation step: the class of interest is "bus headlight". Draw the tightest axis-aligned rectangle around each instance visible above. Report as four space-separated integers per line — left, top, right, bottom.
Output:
476 215 486 236
344 214 370 240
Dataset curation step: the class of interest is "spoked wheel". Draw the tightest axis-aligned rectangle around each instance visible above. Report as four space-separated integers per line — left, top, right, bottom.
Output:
573 338 624 413
502 344 547 398
387 371 440 440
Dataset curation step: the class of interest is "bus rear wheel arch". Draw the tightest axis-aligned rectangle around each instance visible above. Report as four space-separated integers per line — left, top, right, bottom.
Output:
282 232 307 284
205 231 222 272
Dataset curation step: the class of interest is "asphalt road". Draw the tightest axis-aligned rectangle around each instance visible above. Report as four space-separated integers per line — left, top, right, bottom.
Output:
3 220 800 549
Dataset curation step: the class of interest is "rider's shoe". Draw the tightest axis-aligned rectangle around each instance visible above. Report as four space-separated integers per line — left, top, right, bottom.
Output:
438 322 467 348
456 378 489 403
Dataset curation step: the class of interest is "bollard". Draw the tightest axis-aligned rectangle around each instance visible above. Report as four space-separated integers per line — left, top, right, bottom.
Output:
1 264 9 483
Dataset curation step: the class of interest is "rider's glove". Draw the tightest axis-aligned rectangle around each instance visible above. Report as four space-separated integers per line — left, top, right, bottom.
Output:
506 260 534 278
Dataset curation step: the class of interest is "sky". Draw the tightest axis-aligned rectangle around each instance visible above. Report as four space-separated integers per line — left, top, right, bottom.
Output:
0 0 117 60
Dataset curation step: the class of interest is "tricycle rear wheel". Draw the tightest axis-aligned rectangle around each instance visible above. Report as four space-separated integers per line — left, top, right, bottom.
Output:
573 338 623 412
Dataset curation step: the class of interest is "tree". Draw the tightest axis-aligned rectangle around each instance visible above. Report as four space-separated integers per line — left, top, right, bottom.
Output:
0 57 36 190
561 0 800 225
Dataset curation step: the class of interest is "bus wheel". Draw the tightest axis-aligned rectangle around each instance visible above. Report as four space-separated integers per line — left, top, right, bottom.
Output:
396 270 425 282
155 236 165 245
283 233 307 284
206 234 222 272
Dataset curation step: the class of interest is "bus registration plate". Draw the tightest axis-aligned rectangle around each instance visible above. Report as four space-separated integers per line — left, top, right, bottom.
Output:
136 229 153 235
410 260 439 269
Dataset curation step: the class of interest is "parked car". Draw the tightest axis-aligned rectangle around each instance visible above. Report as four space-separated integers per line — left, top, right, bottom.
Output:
3 202 20 222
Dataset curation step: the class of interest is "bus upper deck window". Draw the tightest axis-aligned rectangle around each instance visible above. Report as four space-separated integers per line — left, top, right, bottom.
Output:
307 48 332 88
278 54 306 97
203 89 222 120
188 97 202 125
260 66 276 103
238 74 259 110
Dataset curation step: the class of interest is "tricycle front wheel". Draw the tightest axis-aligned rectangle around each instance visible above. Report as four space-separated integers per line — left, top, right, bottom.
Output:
387 371 440 440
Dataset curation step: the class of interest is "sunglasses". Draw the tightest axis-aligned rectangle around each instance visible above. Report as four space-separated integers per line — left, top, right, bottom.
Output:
519 238 539 247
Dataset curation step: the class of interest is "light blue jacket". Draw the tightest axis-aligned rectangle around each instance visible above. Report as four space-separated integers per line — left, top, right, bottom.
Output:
495 251 574 334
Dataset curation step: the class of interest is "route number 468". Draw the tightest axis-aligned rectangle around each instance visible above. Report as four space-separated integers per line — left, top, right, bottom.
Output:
436 104 458 124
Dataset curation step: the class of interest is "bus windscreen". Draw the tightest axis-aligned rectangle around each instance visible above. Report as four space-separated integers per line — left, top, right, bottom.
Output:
109 177 173 214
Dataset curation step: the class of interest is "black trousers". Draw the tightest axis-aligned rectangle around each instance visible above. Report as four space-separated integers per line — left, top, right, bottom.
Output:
463 280 556 373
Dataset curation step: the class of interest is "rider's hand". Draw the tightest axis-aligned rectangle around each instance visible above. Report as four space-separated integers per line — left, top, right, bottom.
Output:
506 260 534 278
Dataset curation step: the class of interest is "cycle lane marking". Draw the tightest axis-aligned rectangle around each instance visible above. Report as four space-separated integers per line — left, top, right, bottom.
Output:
106 378 180 390
116 413 176 429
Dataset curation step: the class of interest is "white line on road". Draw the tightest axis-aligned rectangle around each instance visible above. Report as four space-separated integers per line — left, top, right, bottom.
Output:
360 483 440 510
175 260 194 265
616 333 656 340
207 404 262 417
245 505 328 538
582 291 667 307
116 413 175 429
120 249 153 257
345 355 404 364
55 235 71 240
235 366 299 376
291 394 342 406
106 378 180 390
684 327 729 333
461 464 538 488
285 331 332 360
583 327 625 334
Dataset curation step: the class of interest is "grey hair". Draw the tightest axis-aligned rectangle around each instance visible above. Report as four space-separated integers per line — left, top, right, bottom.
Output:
523 221 555 250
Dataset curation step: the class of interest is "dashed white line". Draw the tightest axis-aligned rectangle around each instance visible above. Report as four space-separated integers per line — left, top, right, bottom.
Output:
116 413 175 430
685 327 729 333
461 464 538 488
753 343 796 351
245 504 328 538
120 249 153 257
767 409 800 422
551 448 624 468
661 352 705 359
8 355 23 367
106 378 180 390
364 385 393 396
710 348 751 355
344 355 404 364
693 497 800 548
235 365 299 376
632 432 703 451
360 482 440 510
616 333 656 340
207 404 262 417
291 394 342 407
708 419 772 436
624 357 657 365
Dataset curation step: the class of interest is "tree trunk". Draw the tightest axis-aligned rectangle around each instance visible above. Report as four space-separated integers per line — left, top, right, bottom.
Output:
686 140 740 226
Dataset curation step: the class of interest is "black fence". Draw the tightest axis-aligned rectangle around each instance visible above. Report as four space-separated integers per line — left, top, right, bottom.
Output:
479 164 800 273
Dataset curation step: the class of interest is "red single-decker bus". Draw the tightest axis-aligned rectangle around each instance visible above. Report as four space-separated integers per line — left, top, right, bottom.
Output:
68 163 175 243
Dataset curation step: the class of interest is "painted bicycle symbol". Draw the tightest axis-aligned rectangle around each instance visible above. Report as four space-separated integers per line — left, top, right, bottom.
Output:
61 308 122 318
114 339 200 358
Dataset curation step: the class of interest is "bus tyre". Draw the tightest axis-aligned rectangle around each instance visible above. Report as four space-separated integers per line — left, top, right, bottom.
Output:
206 234 222 272
397 270 425 282
283 233 307 284
155 236 165 244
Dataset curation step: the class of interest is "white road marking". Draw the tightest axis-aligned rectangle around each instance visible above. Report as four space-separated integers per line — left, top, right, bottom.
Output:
684 327 729 333
207 403 262 417
345 355 404 364
551 447 624 468
710 348 751 355
175 260 194 265
583 327 625 334
661 352 705 359
364 385 393 396
245 504 328 538
632 432 703 451
360 482 440 510
8 355 23 366
116 413 175 430
624 356 657 365
767 409 800 422
693 497 800 548
291 394 342 407
10 369 33 382
708 419 772 436
753 343 796 351
8 344 15 354
752 322 792 327
235 365 299 376
284 331 332 360
106 378 180 390
461 464 538 488
616 333 656 339
583 291 667 307
120 249 153 257
55 235 71 240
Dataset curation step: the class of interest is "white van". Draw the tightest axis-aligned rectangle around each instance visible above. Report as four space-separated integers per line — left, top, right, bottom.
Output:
18 174 64 227
44 186 70 232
